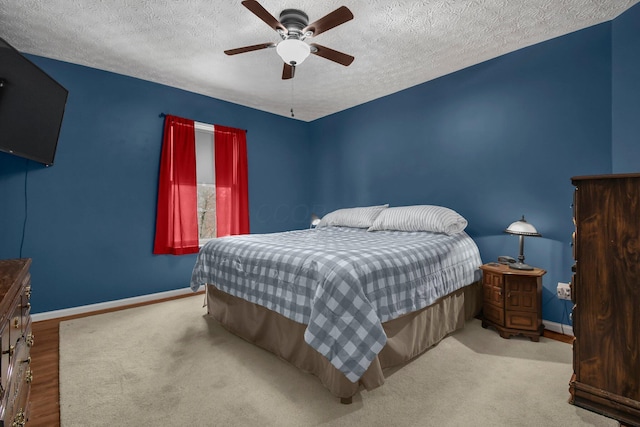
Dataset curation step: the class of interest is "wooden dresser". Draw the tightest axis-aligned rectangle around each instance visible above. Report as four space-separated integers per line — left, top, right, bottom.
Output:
569 174 640 427
480 263 546 342
0 259 33 427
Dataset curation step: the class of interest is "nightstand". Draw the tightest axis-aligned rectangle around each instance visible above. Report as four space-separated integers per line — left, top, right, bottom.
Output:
479 263 546 342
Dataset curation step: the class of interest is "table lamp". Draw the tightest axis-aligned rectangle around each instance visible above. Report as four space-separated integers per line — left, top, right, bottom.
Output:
504 215 541 270
310 213 321 228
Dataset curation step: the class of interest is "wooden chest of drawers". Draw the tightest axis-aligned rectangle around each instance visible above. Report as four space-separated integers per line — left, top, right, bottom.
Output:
480 263 545 342
569 174 640 426
0 259 33 427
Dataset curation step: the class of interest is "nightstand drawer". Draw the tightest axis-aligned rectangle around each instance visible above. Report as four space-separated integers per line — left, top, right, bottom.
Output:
483 270 503 287
506 310 538 331
483 271 504 308
483 303 504 326
482 284 504 308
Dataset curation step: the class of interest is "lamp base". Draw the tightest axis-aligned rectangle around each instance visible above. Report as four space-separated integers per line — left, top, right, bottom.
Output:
509 262 534 271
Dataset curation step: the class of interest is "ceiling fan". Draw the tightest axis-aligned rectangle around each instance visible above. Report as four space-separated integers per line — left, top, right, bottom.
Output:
224 0 355 79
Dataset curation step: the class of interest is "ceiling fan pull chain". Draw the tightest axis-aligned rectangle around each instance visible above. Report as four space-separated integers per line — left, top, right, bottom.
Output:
290 79 295 117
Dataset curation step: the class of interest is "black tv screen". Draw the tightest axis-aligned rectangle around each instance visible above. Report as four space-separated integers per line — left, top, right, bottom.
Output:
0 37 68 166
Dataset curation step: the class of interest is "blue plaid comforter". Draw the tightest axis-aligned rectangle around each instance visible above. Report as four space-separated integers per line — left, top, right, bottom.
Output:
190 227 482 382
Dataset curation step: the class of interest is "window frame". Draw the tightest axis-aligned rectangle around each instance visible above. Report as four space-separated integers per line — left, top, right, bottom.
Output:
194 121 216 246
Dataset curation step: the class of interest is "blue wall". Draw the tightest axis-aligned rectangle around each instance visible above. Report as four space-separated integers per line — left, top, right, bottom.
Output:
310 23 613 325
612 2 640 172
0 58 312 312
1 5 638 325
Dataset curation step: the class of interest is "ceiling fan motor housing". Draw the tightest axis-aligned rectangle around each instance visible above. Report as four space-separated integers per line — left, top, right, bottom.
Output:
279 9 309 37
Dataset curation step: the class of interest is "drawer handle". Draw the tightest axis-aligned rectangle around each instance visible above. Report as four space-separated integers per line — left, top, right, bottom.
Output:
13 318 20 329
20 303 30 310
12 409 25 427
22 356 31 365
25 285 31 300
26 333 34 347
25 368 32 384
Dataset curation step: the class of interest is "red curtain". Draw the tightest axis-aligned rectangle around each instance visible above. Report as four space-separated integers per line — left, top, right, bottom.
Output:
153 115 199 255
214 125 250 237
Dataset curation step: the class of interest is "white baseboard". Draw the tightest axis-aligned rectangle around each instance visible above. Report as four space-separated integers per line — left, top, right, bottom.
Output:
543 320 574 337
32 287 200 322
34 290 577 337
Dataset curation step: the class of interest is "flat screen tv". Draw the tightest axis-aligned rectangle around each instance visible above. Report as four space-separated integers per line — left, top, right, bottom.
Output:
0 37 68 166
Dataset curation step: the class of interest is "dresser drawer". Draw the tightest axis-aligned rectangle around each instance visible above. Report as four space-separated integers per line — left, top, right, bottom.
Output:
0 322 8 410
2 338 31 427
0 294 21 406
19 277 31 337
9 298 24 351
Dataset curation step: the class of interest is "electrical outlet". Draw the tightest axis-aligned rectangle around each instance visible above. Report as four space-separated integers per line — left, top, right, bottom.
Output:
557 282 571 300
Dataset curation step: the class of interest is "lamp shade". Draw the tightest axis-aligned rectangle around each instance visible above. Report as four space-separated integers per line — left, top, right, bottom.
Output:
505 216 541 237
276 39 311 65
504 215 540 270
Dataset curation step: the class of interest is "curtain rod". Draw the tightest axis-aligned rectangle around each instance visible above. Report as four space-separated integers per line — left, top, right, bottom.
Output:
159 113 247 133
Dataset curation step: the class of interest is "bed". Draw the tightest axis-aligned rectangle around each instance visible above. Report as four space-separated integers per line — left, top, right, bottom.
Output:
190 205 483 403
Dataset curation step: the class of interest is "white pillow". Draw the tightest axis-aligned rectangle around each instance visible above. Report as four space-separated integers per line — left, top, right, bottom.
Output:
317 204 389 229
367 205 468 235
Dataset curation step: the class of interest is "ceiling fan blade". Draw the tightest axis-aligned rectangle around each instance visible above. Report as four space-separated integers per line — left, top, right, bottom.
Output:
224 43 275 56
241 0 287 33
282 63 295 80
310 44 354 66
303 6 353 37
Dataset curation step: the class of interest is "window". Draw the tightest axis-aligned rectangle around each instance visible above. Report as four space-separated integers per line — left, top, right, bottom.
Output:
195 122 216 244
154 115 248 255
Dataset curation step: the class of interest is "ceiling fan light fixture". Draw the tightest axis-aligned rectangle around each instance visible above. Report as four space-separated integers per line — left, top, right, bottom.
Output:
226 2 355 79
276 38 310 65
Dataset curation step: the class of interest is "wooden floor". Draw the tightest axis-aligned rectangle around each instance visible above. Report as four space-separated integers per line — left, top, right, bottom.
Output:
27 299 571 426
29 319 60 427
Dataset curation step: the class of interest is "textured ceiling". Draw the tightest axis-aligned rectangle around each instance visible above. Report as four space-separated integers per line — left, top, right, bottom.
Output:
1 0 638 121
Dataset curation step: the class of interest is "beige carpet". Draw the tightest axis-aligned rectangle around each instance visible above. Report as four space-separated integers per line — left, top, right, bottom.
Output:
59 294 616 427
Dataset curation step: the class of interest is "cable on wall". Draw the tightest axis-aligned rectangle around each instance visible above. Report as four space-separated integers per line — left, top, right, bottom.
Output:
19 158 29 258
